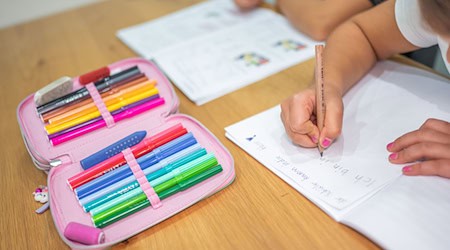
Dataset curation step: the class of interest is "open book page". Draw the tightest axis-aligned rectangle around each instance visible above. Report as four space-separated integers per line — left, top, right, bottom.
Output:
117 0 276 58
117 0 316 105
341 176 450 250
225 61 450 222
151 11 316 105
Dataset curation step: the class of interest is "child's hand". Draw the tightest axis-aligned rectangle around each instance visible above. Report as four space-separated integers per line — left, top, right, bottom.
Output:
234 0 263 9
280 86 343 149
387 119 450 178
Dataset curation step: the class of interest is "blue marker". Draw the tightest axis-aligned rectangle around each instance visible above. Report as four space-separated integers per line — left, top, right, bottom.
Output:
78 143 204 207
82 147 207 212
80 131 147 170
89 153 217 216
75 133 196 199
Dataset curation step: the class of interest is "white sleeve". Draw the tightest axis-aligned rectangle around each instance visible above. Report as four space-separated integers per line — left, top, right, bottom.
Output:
395 0 437 48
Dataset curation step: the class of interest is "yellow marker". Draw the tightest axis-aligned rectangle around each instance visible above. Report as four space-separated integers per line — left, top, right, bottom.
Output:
45 87 159 135
48 80 156 125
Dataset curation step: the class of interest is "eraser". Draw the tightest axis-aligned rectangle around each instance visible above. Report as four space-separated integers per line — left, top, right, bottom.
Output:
79 67 110 85
64 222 105 245
34 76 73 106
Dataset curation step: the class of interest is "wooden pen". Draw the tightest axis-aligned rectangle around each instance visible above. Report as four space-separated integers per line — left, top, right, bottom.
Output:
315 45 325 157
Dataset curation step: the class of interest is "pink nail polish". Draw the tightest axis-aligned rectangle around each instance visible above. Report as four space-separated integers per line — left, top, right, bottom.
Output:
322 138 332 148
387 142 394 150
403 166 412 172
310 136 318 144
389 153 398 160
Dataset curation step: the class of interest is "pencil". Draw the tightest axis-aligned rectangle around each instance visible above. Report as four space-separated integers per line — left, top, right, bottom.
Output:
315 45 325 157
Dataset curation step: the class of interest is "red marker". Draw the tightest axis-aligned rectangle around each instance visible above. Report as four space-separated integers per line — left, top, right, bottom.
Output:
67 124 187 189
79 67 111 85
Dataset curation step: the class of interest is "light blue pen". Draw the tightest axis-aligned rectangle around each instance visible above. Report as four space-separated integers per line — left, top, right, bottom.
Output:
79 143 204 208
82 146 207 212
89 153 217 216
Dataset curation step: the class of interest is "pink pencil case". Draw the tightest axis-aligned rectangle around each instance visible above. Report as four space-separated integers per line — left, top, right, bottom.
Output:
16 58 235 249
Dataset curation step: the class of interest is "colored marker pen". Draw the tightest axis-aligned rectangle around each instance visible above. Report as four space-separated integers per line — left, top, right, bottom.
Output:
80 145 206 211
75 133 197 200
93 165 223 228
89 153 217 216
67 124 187 189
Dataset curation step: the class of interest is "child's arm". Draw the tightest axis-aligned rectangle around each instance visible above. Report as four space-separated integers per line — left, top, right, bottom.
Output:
277 0 373 41
234 0 263 10
282 0 450 178
323 0 418 94
281 0 418 148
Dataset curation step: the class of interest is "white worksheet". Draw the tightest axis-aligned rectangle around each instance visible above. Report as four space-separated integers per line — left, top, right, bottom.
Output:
225 61 450 249
118 0 316 105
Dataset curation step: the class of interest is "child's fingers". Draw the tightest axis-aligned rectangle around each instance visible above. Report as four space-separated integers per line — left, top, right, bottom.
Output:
280 103 318 148
388 142 450 163
319 94 343 148
280 90 319 147
287 90 319 136
387 127 450 153
419 118 450 134
402 159 450 178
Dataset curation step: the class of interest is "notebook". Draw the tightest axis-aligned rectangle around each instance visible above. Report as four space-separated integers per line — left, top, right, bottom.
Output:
225 61 450 250
117 0 316 105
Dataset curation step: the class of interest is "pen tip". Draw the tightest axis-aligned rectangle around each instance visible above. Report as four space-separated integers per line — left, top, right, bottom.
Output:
320 152 323 157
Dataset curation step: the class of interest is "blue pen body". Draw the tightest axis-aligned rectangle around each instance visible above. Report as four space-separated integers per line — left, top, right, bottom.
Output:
80 131 147 170
75 133 196 199
78 143 203 207
83 148 207 212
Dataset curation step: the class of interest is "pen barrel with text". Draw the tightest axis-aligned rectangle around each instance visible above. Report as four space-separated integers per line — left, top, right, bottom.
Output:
81 147 207 212
67 124 187 189
74 133 197 200
37 66 140 115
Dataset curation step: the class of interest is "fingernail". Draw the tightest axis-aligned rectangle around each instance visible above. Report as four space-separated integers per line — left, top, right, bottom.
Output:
310 136 318 144
387 142 394 150
389 153 398 160
322 138 332 148
402 166 412 172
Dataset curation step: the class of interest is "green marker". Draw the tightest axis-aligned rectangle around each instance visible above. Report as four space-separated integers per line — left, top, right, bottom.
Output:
93 165 223 228
84 148 207 213
92 161 222 228
89 153 217 216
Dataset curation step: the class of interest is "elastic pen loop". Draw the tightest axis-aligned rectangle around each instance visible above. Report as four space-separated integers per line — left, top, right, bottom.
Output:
85 83 115 128
122 148 162 209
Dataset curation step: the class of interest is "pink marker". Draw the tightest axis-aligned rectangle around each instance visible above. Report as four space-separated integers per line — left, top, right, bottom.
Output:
50 97 165 146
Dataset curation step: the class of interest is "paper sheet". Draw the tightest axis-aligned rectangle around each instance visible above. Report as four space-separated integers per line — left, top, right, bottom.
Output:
117 0 316 105
342 176 450 250
225 61 450 220
117 0 275 57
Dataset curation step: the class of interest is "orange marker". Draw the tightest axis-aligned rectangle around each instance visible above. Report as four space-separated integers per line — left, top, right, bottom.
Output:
45 87 160 135
41 75 149 123
48 79 156 125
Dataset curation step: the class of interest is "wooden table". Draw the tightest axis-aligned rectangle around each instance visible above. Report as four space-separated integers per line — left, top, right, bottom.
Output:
2 0 429 249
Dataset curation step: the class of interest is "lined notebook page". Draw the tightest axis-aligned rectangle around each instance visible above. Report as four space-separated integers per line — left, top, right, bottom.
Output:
225 61 450 228
342 176 450 250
